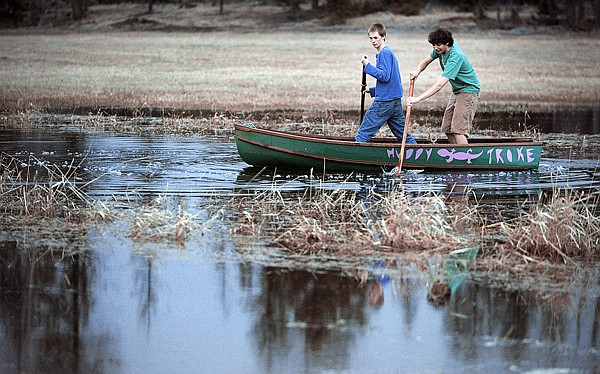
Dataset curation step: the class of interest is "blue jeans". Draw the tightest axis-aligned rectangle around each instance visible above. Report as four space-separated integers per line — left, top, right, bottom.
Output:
355 98 416 144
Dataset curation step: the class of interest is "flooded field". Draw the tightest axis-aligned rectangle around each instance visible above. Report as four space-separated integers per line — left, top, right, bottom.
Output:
1 113 600 373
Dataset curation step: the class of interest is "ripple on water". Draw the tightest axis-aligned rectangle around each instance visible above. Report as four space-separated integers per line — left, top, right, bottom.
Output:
1 127 599 201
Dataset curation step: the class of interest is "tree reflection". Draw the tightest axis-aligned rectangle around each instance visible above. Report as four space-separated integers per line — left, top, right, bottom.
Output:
132 254 157 333
0 240 118 373
446 282 600 368
249 268 369 371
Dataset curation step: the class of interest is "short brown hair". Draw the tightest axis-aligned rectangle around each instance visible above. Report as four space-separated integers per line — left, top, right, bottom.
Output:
368 23 387 37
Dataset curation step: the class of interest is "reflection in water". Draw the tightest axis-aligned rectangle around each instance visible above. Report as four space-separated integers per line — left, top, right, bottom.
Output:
134 255 157 333
252 269 367 372
0 240 119 374
448 283 600 369
1 119 599 373
0 226 598 372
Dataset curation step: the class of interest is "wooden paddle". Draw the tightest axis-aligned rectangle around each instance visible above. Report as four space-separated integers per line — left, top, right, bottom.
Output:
360 63 366 123
396 78 415 175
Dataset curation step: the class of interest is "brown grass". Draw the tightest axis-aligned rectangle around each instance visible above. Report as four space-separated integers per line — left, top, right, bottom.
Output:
0 151 113 255
230 187 481 256
0 151 210 246
126 196 203 245
1 3 599 115
0 152 92 219
227 183 599 291
230 184 599 262
497 190 600 263
377 192 477 251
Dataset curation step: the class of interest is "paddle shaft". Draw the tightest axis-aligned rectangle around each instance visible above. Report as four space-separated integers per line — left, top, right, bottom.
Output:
396 79 415 175
360 65 366 123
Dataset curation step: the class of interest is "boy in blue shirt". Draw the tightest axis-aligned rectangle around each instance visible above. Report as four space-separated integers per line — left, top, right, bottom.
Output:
355 23 416 144
407 27 480 145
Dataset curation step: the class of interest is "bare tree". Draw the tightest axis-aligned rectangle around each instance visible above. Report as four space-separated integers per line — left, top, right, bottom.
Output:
70 0 89 20
566 0 586 29
595 0 600 29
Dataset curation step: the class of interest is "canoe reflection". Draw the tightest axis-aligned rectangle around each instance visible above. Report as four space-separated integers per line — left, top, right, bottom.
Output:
235 166 544 198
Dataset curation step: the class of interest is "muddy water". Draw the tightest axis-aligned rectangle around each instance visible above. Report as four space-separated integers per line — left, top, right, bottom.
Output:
1 120 599 373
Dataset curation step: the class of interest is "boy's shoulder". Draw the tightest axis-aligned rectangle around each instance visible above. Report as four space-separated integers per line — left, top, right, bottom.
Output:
379 45 397 58
450 43 465 56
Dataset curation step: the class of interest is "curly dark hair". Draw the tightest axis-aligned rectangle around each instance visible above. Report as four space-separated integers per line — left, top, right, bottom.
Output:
427 27 454 47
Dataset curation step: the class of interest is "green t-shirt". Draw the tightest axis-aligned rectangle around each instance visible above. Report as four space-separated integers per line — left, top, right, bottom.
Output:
430 43 480 94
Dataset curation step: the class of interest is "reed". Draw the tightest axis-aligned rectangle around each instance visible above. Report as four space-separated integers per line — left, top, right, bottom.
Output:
230 186 375 254
377 191 478 252
229 181 599 272
230 185 482 257
126 195 206 245
0 152 114 258
0 152 93 219
497 190 600 263
276 190 375 255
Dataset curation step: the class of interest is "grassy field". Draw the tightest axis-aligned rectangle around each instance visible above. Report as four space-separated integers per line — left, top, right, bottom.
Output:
1 4 599 116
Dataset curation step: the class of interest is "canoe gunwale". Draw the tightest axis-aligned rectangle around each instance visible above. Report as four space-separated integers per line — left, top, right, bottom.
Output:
234 124 543 148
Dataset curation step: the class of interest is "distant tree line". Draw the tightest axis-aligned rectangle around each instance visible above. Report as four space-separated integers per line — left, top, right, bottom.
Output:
1 0 598 30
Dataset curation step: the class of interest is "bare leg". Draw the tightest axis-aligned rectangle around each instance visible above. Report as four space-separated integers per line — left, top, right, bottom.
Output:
453 134 468 145
446 133 468 145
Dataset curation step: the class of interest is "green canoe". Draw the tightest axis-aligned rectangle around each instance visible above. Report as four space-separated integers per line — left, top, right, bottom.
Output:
235 123 543 172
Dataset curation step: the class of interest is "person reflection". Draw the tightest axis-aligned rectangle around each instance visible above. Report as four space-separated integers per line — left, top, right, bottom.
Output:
366 261 390 307
368 280 384 307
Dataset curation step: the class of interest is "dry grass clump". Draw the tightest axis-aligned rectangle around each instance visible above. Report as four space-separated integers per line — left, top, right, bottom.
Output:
126 196 205 245
0 111 33 129
80 110 245 137
377 192 478 251
0 152 113 254
34 109 351 138
231 187 375 254
230 182 599 292
497 191 600 263
19 110 243 137
0 152 95 219
276 191 375 255
1 149 209 246
230 186 481 256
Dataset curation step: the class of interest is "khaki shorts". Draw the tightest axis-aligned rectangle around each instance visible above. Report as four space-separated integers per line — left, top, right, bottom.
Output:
441 92 480 136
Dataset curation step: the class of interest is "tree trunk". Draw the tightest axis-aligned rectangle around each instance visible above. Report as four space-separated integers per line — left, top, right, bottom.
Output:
71 0 88 21
595 0 600 29
566 0 585 30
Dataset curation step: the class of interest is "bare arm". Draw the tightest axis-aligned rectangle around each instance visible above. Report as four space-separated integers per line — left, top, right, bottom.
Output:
409 55 435 80
407 76 449 105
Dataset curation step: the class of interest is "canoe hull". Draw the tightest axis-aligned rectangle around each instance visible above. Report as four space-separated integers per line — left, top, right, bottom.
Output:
235 124 543 172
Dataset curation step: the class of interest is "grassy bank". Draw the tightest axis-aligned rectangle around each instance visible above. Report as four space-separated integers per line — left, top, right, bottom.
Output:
1 4 599 115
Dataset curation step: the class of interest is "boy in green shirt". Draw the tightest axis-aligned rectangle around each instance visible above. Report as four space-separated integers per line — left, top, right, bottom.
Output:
407 27 480 145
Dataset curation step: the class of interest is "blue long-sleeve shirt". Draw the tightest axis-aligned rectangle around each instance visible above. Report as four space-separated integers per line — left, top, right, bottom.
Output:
364 46 403 102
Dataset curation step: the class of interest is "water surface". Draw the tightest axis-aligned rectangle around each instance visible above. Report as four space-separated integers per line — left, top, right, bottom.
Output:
1 120 599 373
